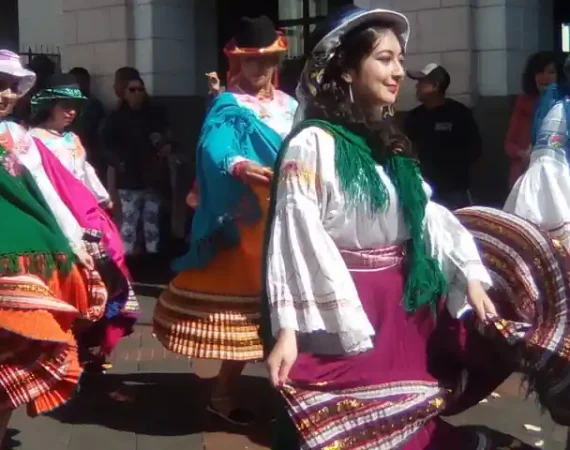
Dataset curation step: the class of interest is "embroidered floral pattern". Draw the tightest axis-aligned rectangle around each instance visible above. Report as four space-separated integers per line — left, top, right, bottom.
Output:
232 90 297 139
281 160 322 196
0 152 23 176
548 133 564 148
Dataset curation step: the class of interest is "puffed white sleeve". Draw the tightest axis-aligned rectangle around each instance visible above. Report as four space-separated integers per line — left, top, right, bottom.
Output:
504 101 570 246
84 160 110 204
17 141 85 252
72 133 110 204
265 127 375 354
424 200 493 318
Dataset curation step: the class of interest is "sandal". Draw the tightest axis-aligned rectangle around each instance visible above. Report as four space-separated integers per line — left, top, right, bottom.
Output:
207 396 255 426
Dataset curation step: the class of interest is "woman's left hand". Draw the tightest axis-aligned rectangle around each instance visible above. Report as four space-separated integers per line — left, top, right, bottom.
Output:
466 280 498 322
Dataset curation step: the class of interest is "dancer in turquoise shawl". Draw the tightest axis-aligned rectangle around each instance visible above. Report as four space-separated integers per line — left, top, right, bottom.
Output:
153 15 297 426
172 91 283 271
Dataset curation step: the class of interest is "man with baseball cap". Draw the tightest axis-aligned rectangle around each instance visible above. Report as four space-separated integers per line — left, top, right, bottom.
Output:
405 63 482 209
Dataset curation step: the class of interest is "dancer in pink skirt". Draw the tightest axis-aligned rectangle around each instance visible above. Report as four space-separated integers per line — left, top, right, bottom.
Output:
261 6 513 449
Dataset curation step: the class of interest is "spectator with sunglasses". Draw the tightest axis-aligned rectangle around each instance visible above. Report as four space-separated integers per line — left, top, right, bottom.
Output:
101 73 173 262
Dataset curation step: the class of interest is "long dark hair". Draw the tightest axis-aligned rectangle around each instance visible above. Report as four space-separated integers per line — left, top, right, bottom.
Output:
304 22 413 161
29 100 57 127
522 51 561 96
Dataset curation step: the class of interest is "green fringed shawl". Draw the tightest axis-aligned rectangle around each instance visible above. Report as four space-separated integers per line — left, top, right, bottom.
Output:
296 119 448 313
0 144 74 278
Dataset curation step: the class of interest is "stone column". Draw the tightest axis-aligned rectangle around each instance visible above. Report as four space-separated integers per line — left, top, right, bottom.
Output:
62 0 218 104
145 0 218 97
62 0 130 105
475 0 554 98
472 0 554 204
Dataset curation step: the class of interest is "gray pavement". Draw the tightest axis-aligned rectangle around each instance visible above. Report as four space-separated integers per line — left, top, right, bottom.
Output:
4 287 569 450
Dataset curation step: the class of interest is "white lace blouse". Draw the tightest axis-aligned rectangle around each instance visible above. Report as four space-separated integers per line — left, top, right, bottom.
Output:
265 126 492 354
29 128 109 204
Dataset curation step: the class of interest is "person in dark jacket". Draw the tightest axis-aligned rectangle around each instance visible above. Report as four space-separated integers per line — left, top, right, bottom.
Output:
101 73 172 257
405 63 482 209
69 67 107 180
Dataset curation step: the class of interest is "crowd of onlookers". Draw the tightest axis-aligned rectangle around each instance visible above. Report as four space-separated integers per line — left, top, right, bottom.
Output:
400 51 565 210
9 56 183 277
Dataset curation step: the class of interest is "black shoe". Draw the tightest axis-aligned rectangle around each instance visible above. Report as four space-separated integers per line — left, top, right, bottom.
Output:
206 403 256 426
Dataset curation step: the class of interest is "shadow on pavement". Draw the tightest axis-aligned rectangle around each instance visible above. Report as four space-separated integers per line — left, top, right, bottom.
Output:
1 429 20 450
46 372 272 447
458 426 543 449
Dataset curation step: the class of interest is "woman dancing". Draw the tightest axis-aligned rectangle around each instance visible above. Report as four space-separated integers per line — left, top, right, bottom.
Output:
262 7 512 449
153 15 297 425
505 56 570 251
28 75 139 391
0 52 102 443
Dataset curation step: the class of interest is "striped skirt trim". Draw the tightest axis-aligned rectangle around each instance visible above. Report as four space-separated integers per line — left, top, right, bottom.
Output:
0 331 80 416
0 274 78 343
153 286 263 361
0 273 82 416
281 381 450 450
77 266 107 322
455 206 570 414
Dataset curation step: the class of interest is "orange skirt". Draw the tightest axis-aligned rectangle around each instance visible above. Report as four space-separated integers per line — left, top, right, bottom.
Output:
153 185 268 361
0 268 88 416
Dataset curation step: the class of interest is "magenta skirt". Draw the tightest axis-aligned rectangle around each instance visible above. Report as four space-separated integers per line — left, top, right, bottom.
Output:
279 246 513 450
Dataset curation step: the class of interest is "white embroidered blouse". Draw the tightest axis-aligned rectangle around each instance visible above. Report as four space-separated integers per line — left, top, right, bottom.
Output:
29 128 110 204
504 100 570 250
265 126 493 354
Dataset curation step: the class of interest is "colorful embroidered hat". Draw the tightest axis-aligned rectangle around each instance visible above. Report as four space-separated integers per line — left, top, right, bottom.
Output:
30 73 87 114
224 15 288 57
223 16 288 90
0 49 36 97
295 6 410 122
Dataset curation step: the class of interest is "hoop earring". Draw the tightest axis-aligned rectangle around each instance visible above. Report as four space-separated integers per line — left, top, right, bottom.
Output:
348 84 354 103
382 105 395 118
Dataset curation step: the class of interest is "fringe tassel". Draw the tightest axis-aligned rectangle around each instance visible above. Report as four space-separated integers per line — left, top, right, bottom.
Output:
384 154 448 312
0 252 74 280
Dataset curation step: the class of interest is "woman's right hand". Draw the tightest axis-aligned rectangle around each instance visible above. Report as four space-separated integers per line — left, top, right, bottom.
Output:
75 247 94 270
206 72 222 95
234 161 273 186
266 328 298 388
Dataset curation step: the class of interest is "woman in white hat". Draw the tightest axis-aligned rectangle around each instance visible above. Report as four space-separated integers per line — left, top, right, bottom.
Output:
261 7 507 449
0 52 95 269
